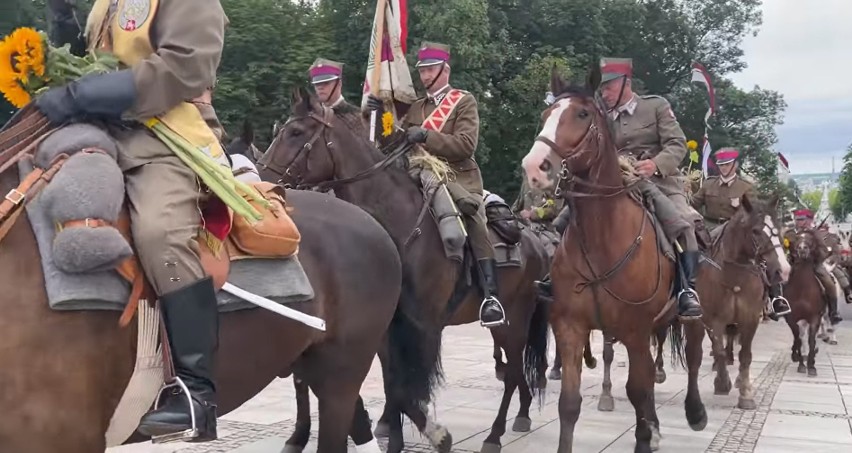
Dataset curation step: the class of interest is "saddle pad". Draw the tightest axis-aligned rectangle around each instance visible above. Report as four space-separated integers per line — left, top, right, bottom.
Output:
20 160 313 312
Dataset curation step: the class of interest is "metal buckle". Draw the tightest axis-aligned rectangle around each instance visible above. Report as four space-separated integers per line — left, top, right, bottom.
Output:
5 189 24 205
150 377 200 444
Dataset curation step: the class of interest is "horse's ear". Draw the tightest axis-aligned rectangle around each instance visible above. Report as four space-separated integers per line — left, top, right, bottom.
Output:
741 193 754 213
550 64 566 96
586 60 602 92
241 119 254 144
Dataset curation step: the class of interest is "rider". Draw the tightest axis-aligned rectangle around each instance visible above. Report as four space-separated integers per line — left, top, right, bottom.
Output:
691 148 791 319
366 42 506 327
537 58 703 319
309 58 349 109
817 224 852 305
512 176 563 260
38 0 227 441
785 209 843 324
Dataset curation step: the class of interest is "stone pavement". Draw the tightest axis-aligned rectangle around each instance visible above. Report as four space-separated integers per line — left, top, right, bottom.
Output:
109 302 852 453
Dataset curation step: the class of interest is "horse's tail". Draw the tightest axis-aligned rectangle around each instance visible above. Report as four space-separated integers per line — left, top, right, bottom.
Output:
668 318 687 369
385 268 444 410
525 297 550 403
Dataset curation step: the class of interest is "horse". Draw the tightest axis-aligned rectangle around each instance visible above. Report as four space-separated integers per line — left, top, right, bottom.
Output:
520 67 706 453
784 229 828 376
259 86 550 453
0 119 426 453
693 195 790 409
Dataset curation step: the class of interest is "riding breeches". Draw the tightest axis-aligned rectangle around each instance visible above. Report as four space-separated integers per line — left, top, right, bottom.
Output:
831 266 851 290
637 179 699 252
465 202 495 261
814 264 839 305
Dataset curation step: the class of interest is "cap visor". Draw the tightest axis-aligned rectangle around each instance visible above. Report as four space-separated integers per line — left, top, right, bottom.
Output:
715 159 736 165
311 74 340 84
415 59 444 68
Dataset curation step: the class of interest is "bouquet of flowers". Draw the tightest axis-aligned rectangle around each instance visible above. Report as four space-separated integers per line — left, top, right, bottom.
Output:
0 27 268 223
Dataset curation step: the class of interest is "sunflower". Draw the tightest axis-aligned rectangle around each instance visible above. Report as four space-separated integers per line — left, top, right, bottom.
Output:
12 28 46 78
686 140 699 150
0 27 44 107
0 75 30 108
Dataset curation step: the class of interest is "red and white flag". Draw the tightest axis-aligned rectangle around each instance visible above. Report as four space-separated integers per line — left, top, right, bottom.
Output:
691 62 716 128
700 135 713 177
362 0 416 107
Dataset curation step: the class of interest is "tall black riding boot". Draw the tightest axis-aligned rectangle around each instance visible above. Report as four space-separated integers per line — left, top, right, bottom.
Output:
768 283 791 321
137 277 219 442
478 259 507 328
677 251 703 319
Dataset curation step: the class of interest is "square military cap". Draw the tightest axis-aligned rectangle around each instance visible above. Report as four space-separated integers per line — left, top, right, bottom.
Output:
600 57 633 84
714 148 740 165
309 58 344 84
416 42 450 68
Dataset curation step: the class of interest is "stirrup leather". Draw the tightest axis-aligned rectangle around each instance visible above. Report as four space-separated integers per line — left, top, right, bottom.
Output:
150 377 202 444
770 296 791 316
479 296 507 328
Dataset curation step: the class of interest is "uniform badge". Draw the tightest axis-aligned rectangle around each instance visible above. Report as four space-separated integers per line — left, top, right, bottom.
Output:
731 197 740 207
119 0 151 32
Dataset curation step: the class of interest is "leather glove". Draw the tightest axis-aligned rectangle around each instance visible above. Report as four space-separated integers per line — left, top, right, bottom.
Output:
365 94 383 111
406 126 428 144
35 69 137 126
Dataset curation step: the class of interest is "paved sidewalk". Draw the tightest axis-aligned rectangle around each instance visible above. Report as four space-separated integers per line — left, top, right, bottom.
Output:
110 303 852 452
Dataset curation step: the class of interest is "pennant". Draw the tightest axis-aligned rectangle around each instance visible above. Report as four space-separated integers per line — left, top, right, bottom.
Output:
362 0 416 106
700 135 713 180
691 62 716 128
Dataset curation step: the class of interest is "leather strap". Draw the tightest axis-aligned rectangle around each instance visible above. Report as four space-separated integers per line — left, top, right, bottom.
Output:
60 218 113 230
0 155 69 244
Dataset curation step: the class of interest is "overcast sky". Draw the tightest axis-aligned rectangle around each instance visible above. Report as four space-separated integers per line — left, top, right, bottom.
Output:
728 0 852 175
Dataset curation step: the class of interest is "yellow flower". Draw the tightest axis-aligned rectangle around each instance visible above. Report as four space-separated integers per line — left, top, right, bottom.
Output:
12 28 46 78
0 75 30 108
687 140 698 150
0 27 44 107
381 111 394 137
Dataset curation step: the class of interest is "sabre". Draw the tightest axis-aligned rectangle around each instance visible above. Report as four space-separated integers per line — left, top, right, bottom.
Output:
221 282 326 331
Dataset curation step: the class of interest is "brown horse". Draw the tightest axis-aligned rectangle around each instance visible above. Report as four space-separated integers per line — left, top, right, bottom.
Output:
784 229 827 376
521 68 706 453
259 87 550 453
694 195 790 409
0 128 425 451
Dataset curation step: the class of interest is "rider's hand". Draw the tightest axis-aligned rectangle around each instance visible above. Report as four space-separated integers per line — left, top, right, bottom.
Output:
406 126 428 144
520 209 532 220
35 69 136 127
365 94 383 111
634 159 658 178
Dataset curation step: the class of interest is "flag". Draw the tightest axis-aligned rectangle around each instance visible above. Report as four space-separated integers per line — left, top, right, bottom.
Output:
778 152 789 171
691 62 716 128
362 0 416 107
700 135 713 178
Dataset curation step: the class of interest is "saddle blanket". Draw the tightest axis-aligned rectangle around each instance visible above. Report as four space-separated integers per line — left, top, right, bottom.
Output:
20 161 314 312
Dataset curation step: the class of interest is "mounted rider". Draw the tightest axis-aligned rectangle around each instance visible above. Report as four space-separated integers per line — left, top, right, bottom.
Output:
784 209 843 324
39 0 228 442
691 148 791 319
366 42 506 328
536 57 704 320
512 174 564 260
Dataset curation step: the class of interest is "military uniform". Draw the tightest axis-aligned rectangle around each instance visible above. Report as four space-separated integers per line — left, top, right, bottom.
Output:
692 172 757 231
601 57 702 319
383 42 504 327
818 228 852 303
785 210 842 324
308 58 366 135
513 178 563 259
39 0 227 441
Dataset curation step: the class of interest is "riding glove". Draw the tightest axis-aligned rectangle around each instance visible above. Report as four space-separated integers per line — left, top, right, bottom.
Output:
35 69 137 127
365 94 383 111
406 126 428 144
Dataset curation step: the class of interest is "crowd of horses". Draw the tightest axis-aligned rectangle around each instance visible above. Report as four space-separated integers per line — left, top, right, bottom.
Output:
0 67 841 453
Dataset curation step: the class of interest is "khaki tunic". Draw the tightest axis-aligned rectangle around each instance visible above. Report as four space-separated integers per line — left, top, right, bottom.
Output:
691 175 757 229
611 95 699 223
104 0 228 295
402 88 493 259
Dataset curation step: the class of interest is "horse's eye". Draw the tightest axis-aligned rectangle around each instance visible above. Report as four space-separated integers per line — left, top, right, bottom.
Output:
290 128 303 137
579 110 589 119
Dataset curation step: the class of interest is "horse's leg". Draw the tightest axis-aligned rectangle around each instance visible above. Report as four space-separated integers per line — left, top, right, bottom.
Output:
481 339 523 453
584 333 597 369
493 338 506 382
788 318 802 363
684 322 708 430
711 323 732 395
796 320 808 373
349 396 380 451
395 400 452 453
373 348 393 438
311 359 373 453
807 319 819 377
624 334 656 453
283 376 312 453
550 339 563 380
654 327 667 384
556 323 588 453
597 336 615 411
725 326 735 366
735 321 758 410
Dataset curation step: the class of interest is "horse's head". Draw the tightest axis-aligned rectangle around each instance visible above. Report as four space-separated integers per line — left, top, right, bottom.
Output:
226 119 262 163
792 229 820 264
727 194 791 284
522 64 610 191
257 87 338 186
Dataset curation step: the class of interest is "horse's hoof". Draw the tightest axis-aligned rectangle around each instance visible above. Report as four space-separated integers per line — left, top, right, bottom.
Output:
687 406 708 431
280 444 304 453
822 336 830 343
425 422 452 453
373 421 390 438
797 363 807 374
830 339 838 345
480 441 502 453
548 368 562 380
714 377 731 395
598 395 615 412
586 357 598 369
655 369 667 384
808 368 818 377
512 416 532 432
737 397 757 410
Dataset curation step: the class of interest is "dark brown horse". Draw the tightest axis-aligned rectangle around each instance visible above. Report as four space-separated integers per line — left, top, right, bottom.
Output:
260 87 550 453
784 229 827 376
521 68 706 453
0 130 424 452
694 195 790 408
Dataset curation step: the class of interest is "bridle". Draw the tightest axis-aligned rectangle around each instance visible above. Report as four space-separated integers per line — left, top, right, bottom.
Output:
259 105 414 192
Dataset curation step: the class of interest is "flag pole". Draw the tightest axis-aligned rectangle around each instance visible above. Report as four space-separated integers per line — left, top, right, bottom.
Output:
369 0 388 142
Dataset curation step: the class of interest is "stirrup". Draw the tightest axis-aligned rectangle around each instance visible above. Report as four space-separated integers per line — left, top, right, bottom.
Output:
479 296 507 328
150 377 201 444
771 296 791 317
676 289 702 319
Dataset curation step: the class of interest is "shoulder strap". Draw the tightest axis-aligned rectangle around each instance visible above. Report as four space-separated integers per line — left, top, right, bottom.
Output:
421 89 466 133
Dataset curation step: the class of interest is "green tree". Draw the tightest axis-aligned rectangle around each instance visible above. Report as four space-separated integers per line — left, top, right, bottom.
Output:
800 190 821 212
833 144 852 221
